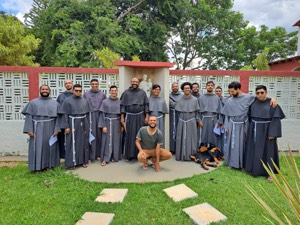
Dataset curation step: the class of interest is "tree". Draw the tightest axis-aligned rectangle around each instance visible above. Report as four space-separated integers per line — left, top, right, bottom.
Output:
167 0 297 70
25 0 120 67
93 47 120 68
252 48 270 70
167 0 247 70
240 48 270 71
0 14 40 66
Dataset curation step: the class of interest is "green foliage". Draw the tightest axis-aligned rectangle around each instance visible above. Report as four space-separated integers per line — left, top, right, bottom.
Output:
23 0 297 68
0 156 299 224
131 55 140 61
0 14 40 66
240 65 254 71
252 48 270 70
246 149 300 225
93 47 120 68
167 0 297 70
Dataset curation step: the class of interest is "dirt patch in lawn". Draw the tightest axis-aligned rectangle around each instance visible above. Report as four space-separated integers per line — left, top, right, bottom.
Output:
0 161 19 168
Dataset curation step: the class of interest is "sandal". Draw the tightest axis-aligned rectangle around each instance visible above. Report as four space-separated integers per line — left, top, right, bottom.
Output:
101 161 107 166
267 176 273 182
82 164 88 168
143 164 148 170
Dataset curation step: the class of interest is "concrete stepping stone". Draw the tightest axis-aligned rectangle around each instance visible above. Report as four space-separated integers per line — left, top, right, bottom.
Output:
95 188 128 203
76 212 114 225
163 183 198 202
183 202 227 225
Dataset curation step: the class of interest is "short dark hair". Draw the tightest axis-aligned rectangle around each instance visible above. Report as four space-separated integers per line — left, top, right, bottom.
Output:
109 85 118 90
255 85 267 92
215 86 222 91
192 82 199 88
73 84 82 90
206 81 215 86
152 84 161 90
90 79 99 83
181 82 192 91
228 81 241 90
40 84 50 91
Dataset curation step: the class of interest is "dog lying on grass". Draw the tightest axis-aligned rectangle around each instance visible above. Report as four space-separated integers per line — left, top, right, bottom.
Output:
190 143 224 170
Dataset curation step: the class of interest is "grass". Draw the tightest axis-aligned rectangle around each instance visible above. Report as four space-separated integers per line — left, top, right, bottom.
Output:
0 157 299 225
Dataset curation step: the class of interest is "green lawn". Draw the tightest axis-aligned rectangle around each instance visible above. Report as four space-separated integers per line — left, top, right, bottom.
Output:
0 157 299 225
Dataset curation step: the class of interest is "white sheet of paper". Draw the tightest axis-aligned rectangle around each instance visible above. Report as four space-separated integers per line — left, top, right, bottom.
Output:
49 135 58 146
89 132 95 143
213 123 221 136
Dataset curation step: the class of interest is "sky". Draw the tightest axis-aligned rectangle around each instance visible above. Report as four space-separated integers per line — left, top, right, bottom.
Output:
0 0 299 32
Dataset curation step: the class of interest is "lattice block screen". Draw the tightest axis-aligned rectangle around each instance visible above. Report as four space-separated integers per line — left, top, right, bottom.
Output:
40 73 119 99
0 72 29 120
169 74 239 96
249 76 300 119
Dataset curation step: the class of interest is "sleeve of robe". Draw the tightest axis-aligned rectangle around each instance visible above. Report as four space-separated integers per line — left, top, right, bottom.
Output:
268 118 282 138
98 112 106 128
60 114 70 129
54 115 62 133
169 97 176 109
268 106 285 138
23 114 33 133
196 101 201 122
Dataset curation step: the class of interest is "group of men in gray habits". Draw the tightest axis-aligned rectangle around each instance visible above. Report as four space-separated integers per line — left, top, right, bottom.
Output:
22 77 285 181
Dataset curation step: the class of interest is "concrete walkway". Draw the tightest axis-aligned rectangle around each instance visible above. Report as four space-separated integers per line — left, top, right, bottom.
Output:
70 156 219 183
0 155 219 183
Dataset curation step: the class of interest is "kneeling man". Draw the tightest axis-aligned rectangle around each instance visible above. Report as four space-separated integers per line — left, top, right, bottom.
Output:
136 116 172 172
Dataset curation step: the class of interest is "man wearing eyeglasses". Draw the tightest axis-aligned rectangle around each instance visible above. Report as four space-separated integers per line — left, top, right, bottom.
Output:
59 84 91 169
244 85 285 182
221 81 277 170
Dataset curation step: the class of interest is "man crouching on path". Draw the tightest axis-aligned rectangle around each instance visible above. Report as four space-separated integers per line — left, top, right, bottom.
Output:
136 116 172 172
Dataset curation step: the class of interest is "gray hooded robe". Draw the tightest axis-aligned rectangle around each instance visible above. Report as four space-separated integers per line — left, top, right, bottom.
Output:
120 87 149 159
175 95 200 161
198 93 223 148
83 89 106 161
59 95 91 168
22 97 61 171
169 91 183 153
244 98 285 176
98 97 122 163
221 93 255 168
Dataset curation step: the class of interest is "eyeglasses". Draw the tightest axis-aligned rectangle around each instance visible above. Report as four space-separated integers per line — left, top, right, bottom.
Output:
74 90 82 92
256 91 265 95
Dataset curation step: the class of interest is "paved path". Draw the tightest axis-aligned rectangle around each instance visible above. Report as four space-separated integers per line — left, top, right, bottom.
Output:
70 156 219 183
0 155 219 183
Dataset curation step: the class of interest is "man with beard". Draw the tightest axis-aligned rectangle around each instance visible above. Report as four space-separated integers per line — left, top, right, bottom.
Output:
136 116 172 172
221 81 276 169
56 79 73 104
169 82 182 153
175 82 201 161
198 81 223 149
22 85 61 172
60 84 91 169
56 79 73 159
98 85 123 166
191 82 201 98
83 79 106 161
244 85 285 182
120 77 149 161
